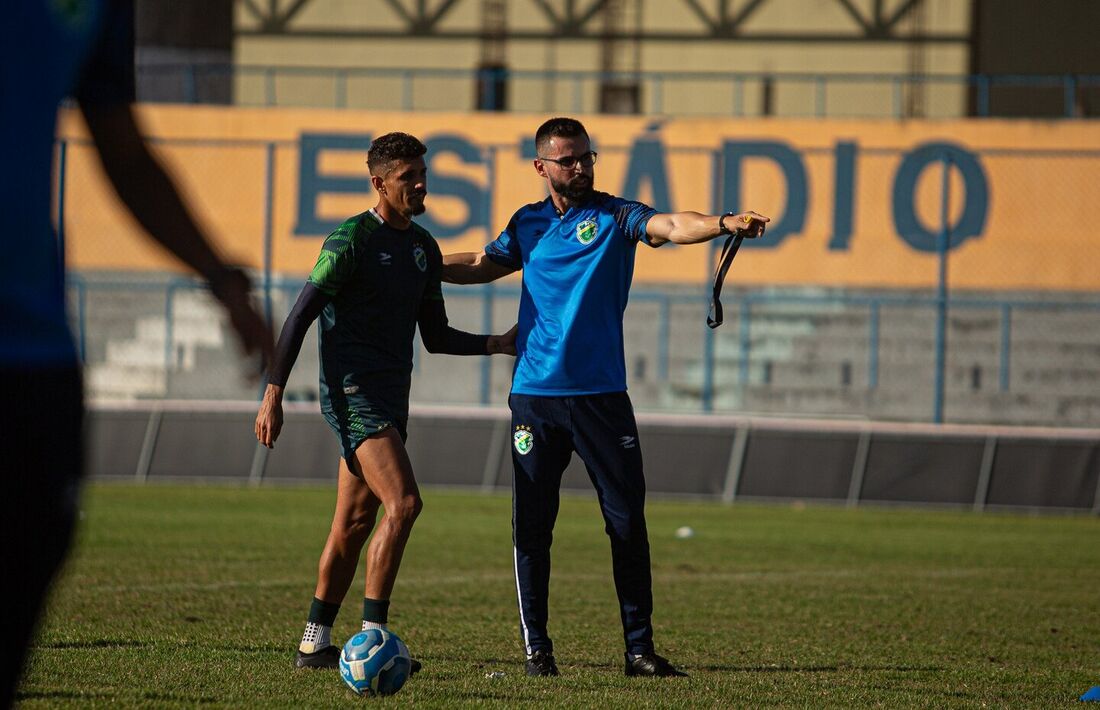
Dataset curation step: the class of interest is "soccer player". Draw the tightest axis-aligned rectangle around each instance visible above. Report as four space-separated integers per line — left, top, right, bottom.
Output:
253 132 516 671
2 2 273 707
443 117 767 678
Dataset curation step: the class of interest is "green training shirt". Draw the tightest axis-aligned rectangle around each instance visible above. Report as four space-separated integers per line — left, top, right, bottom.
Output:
308 209 444 416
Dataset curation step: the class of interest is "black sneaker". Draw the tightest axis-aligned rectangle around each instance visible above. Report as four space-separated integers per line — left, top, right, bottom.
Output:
624 652 688 677
410 658 422 675
295 645 340 669
525 650 559 677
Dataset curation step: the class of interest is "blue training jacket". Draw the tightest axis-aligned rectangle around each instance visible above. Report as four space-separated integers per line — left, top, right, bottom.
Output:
485 191 659 396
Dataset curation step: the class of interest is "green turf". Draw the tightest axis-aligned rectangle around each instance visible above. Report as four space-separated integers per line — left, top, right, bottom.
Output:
18 483 1100 708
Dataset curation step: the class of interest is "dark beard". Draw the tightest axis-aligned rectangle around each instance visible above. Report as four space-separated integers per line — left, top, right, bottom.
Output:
551 175 593 203
410 202 426 216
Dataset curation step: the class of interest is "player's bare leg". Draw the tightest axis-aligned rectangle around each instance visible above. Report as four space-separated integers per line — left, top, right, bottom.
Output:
297 457 383 669
314 458 383 602
349 428 422 603
346 428 424 676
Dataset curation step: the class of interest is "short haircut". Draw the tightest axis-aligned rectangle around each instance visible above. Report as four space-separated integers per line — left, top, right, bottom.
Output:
535 117 589 156
367 132 427 177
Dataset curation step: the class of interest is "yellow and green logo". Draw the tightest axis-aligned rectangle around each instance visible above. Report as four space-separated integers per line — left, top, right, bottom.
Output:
576 220 598 245
513 425 534 455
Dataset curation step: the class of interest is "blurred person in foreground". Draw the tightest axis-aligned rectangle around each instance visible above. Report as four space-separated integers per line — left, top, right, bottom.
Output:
1 1 273 707
443 116 768 678
253 132 516 672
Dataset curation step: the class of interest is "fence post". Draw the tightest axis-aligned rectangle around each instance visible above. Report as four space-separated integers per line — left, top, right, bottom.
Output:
480 283 494 405
262 143 276 330
933 152 952 423
164 283 176 379
847 430 872 507
335 68 347 109
264 67 275 106
977 74 991 116
658 296 670 382
999 303 1012 392
481 419 508 493
249 444 269 487
868 299 879 389
738 298 751 403
74 276 87 362
135 407 163 482
1064 73 1077 118
973 436 997 512
701 324 715 413
721 425 749 504
477 145 498 406
184 64 198 103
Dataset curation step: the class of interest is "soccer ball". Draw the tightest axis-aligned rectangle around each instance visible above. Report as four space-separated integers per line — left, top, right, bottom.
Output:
339 629 412 696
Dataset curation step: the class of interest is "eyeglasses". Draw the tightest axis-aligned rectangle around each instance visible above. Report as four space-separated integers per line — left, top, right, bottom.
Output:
538 151 598 169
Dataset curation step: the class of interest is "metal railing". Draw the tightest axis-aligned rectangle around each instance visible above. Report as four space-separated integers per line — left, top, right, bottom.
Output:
67 274 1100 426
137 64 1100 118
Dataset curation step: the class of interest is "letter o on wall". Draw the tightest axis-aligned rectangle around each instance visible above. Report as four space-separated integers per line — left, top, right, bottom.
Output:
893 142 989 253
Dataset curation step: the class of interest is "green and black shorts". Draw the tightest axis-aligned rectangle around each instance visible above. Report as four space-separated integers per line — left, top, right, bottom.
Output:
321 393 409 469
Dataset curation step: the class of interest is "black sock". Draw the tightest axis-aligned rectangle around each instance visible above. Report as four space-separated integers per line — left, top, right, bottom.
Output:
363 597 390 625
308 597 340 627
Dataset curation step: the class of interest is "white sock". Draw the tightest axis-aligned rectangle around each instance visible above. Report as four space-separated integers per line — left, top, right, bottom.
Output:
362 620 388 632
299 621 333 653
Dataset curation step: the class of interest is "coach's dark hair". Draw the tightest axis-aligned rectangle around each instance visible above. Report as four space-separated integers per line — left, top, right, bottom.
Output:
535 117 589 155
367 132 427 176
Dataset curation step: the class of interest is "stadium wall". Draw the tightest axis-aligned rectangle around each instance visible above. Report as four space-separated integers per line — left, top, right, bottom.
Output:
57 105 1100 292
86 402 1100 514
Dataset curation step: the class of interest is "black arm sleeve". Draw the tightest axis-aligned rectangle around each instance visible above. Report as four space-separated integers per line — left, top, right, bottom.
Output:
267 283 331 386
417 297 490 356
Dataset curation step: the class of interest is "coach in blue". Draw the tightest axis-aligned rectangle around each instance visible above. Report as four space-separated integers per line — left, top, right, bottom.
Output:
444 117 768 678
255 133 516 672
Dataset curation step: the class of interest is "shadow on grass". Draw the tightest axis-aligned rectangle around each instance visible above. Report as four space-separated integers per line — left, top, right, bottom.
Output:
35 639 150 650
18 689 217 704
39 639 289 654
472 657 944 675
697 663 945 674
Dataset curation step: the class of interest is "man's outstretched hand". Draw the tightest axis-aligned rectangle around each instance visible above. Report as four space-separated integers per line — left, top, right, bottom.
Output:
732 211 769 239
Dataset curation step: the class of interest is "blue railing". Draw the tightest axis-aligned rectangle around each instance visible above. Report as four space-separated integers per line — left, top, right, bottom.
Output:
137 64 1100 119
66 274 1100 423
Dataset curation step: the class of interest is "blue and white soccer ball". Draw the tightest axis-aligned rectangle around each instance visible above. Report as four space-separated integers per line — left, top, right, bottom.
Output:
339 629 412 696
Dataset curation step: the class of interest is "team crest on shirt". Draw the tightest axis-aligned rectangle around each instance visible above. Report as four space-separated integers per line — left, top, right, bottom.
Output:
513 425 534 456
413 245 428 272
576 220 598 245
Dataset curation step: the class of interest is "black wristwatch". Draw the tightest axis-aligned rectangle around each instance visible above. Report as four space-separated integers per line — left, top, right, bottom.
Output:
718 212 737 235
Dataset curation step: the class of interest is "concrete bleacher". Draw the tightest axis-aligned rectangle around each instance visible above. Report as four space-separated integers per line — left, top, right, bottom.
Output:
74 276 1100 427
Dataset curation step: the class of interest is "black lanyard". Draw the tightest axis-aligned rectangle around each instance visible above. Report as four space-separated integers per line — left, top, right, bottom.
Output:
706 232 745 329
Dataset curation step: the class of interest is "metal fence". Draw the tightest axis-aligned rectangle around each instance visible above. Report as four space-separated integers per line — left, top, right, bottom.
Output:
137 64 1100 119
67 274 1100 427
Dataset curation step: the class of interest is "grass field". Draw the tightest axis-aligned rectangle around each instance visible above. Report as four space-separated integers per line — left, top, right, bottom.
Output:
18 483 1100 708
